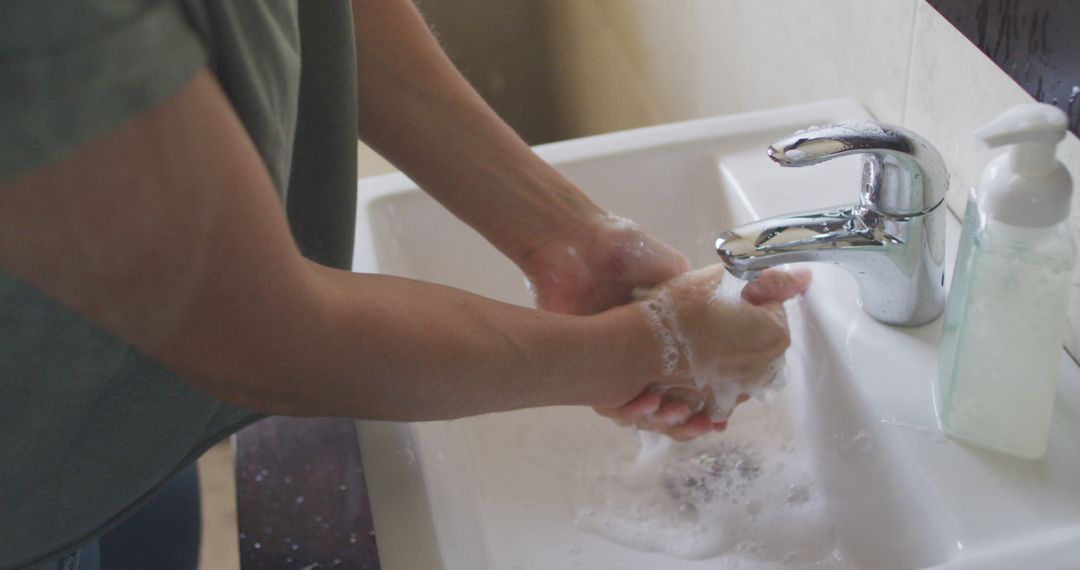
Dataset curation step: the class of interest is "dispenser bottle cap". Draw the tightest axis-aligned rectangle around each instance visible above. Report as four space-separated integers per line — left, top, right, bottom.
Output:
975 103 1072 228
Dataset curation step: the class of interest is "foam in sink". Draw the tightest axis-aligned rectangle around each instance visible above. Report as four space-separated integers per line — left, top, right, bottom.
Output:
574 396 838 565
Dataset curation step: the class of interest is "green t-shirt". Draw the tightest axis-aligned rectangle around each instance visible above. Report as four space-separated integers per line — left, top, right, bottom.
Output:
0 1 358 567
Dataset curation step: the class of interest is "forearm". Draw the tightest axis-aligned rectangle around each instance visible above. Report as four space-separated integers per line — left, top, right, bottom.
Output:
160 263 654 419
241 264 653 419
350 0 603 263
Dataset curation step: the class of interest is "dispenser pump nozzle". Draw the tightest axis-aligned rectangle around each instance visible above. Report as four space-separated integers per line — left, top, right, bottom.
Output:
977 103 1068 148
975 103 1072 228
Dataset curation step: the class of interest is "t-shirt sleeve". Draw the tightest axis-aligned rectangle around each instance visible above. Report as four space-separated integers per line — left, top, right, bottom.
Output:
0 0 207 182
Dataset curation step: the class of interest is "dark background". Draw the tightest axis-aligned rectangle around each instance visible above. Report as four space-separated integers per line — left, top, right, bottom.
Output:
928 0 1080 136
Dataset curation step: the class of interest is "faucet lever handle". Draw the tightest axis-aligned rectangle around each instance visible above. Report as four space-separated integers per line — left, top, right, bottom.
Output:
768 121 949 217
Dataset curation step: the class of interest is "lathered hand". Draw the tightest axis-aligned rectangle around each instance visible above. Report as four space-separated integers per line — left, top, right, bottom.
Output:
521 212 690 315
598 266 811 441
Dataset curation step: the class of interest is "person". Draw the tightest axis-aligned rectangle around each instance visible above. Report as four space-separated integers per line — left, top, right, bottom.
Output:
0 1 809 568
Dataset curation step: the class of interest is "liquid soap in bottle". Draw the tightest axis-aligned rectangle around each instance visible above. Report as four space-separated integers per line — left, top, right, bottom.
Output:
936 103 1075 460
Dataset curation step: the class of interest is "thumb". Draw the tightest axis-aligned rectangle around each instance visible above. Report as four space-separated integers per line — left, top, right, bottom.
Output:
741 267 812 306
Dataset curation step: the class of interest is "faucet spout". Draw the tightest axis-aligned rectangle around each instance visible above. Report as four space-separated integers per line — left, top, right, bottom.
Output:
717 206 895 277
716 121 948 327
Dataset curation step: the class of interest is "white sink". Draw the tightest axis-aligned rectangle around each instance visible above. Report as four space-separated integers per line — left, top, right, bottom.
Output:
351 99 1080 569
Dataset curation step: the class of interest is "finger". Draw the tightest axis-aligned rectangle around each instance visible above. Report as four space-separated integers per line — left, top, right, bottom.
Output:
652 402 694 426
593 392 661 424
623 392 663 416
627 243 690 286
670 250 692 275
663 414 714 441
690 263 728 285
741 267 812 306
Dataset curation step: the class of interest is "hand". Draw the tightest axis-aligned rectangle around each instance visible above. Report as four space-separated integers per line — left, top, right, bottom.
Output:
515 211 699 436
597 265 812 441
519 212 690 316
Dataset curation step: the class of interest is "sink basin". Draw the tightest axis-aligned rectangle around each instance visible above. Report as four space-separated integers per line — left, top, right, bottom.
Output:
351 99 1080 569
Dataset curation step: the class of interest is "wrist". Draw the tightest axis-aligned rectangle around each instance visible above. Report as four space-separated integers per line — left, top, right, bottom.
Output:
581 303 667 409
508 179 607 266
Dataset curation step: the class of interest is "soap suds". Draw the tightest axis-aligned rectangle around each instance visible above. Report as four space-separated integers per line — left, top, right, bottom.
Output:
636 274 788 422
601 213 658 265
574 398 836 563
603 212 642 231
638 291 683 377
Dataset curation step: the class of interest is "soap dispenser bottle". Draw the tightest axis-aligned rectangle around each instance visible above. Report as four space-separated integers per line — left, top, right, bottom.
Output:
936 103 1075 460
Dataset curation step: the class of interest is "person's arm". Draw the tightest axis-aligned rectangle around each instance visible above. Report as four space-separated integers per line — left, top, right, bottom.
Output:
350 0 688 311
349 0 720 432
351 0 599 265
0 67 808 438
0 70 659 422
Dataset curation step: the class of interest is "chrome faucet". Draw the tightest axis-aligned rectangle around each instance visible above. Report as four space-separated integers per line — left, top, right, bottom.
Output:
715 121 948 326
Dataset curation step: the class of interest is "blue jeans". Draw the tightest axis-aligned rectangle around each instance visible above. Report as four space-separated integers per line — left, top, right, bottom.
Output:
56 463 201 570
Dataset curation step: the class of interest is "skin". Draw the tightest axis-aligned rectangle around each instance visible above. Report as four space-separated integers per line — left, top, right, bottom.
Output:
348 0 812 437
597 267 812 440
0 0 809 441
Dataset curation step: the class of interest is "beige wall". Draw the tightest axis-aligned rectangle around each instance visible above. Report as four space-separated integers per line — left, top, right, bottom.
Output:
355 0 564 179
543 0 1080 357
414 0 561 145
